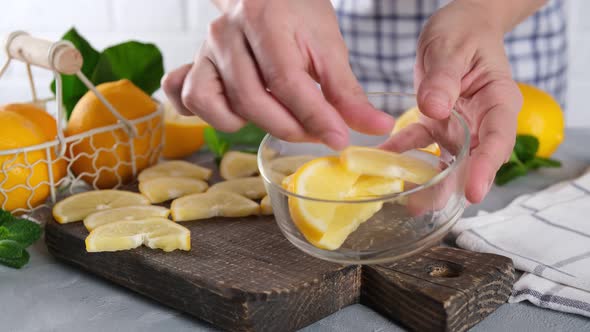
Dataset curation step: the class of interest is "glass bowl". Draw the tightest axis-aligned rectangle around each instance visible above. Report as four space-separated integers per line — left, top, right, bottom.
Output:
258 92 470 264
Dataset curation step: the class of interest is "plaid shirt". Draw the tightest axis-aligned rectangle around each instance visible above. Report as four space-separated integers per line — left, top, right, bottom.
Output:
334 0 568 108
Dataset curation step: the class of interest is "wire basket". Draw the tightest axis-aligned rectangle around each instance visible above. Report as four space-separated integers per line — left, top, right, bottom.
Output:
0 31 164 215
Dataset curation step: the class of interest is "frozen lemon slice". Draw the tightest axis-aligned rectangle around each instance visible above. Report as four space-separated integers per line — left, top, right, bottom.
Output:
288 156 360 242
220 151 259 180
260 195 273 215
171 191 259 221
269 155 315 175
139 176 208 203
340 146 439 185
83 205 170 231
349 175 404 197
138 160 212 182
207 176 266 200
314 202 383 250
391 106 441 156
85 217 190 253
53 190 150 224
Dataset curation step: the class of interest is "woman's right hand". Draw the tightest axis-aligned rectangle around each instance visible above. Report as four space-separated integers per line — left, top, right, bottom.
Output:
162 0 394 150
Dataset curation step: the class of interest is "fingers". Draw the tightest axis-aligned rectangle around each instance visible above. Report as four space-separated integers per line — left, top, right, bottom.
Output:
162 63 193 116
416 39 469 120
379 123 435 153
466 84 521 203
319 50 395 135
206 19 309 142
180 55 247 132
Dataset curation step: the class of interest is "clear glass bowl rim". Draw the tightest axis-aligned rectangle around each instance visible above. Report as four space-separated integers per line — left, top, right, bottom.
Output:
257 92 471 204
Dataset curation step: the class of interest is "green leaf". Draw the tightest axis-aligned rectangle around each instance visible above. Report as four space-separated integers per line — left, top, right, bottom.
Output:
0 218 42 247
495 162 528 185
91 41 164 95
204 127 230 158
216 124 267 147
514 135 539 162
0 240 25 259
0 250 30 269
50 27 100 118
525 157 562 170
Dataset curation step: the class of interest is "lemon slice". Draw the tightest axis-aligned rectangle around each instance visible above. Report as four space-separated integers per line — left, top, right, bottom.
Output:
139 176 208 203
340 146 439 185
171 191 259 221
349 175 404 197
260 195 273 215
220 151 259 180
392 106 441 156
53 190 150 224
288 156 360 242
138 160 212 182
207 176 266 200
85 217 190 252
83 205 170 231
269 155 316 175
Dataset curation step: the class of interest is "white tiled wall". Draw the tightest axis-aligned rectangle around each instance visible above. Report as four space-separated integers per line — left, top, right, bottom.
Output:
0 0 588 127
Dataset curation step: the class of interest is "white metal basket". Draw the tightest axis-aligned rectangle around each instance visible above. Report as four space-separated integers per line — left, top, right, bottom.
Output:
0 31 164 215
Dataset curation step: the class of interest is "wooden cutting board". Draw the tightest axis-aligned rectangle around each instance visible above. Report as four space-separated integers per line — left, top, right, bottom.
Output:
43 157 515 332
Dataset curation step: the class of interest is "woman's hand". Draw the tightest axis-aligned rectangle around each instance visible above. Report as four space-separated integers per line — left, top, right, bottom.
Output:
410 0 545 203
162 0 394 150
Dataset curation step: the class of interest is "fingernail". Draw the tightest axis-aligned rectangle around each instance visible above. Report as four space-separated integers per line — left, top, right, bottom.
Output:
322 132 347 151
423 91 451 118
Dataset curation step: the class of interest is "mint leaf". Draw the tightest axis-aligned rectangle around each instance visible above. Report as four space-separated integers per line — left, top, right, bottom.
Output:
495 162 528 185
514 135 539 162
50 27 100 118
91 41 164 95
0 240 25 259
0 250 30 269
525 157 562 170
216 124 266 147
0 217 42 247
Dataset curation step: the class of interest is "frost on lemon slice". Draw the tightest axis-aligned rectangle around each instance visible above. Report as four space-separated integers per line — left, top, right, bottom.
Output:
269 155 316 175
171 191 259 221
139 176 208 203
220 151 259 180
340 146 439 185
391 106 441 156
85 217 190 253
207 176 266 200
260 195 273 215
138 160 212 182
83 205 170 231
52 190 150 224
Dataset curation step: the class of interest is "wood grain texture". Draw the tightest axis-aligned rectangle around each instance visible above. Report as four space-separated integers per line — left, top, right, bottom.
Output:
45 216 360 332
362 247 515 332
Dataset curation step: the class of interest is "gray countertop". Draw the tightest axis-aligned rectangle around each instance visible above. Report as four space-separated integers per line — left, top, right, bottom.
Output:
3 128 590 332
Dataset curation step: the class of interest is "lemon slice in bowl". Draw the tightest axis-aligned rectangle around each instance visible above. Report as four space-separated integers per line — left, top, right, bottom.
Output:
53 190 150 224
269 155 316 175
138 160 212 182
392 106 441 156
207 177 267 200
349 175 404 197
340 146 439 185
85 217 190 252
139 177 209 203
171 191 260 221
83 205 170 231
219 151 259 180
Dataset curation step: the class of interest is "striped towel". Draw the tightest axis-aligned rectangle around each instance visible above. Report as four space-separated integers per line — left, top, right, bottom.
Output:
451 168 590 318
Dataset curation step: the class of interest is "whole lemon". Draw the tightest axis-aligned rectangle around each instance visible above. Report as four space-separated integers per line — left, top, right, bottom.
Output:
161 101 209 159
0 111 51 212
516 83 564 158
66 79 163 189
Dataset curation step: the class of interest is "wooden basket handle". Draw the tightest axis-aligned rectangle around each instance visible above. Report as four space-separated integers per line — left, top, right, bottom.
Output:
6 32 82 74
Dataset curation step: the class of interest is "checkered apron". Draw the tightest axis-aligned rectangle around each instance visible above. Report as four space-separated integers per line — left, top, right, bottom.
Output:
334 0 568 109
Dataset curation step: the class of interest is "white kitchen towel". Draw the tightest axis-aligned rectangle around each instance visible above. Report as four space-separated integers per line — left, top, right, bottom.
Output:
451 168 590 317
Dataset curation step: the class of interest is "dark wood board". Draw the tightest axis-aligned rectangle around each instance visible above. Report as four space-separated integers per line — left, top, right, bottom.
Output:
44 155 515 332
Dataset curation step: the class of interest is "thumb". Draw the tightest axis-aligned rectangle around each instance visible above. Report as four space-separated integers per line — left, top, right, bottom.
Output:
320 54 395 135
416 48 466 119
